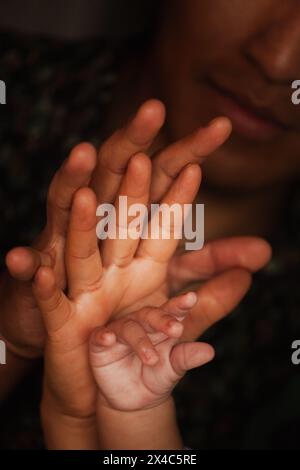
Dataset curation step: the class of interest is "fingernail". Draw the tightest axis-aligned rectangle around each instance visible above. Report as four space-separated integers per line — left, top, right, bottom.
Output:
143 348 158 365
184 292 197 308
168 321 183 337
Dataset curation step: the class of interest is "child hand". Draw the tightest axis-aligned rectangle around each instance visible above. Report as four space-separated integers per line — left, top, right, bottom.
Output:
3 101 258 359
33 155 200 418
89 292 215 412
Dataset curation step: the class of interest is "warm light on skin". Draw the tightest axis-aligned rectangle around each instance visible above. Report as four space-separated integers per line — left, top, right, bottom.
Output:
152 0 300 192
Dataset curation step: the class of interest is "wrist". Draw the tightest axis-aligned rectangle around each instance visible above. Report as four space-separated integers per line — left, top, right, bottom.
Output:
96 394 183 450
41 396 96 430
41 391 98 450
42 380 96 421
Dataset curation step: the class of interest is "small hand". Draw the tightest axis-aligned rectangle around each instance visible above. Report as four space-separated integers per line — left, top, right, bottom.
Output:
89 292 214 412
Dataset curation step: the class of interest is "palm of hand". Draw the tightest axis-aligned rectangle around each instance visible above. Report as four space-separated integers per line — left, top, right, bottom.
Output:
38 155 200 352
91 335 179 412
89 296 215 413
47 253 169 353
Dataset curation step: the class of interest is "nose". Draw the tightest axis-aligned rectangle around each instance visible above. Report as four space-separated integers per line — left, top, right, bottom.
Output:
245 10 300 84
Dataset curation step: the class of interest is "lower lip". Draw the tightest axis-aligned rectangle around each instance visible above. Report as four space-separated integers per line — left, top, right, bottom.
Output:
209 83 285 142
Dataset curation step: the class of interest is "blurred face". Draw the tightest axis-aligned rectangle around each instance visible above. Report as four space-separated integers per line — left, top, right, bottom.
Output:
154 0 300 192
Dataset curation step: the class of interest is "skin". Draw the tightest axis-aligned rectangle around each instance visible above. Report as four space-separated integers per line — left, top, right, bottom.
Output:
90 294 214 413
41 291 214 450
103 0 300 240
1 103 230 358
2 1 290 447
89 295 214 450
0 102 270 367
7 0 295 362
32 153 266 421
152 0 300 191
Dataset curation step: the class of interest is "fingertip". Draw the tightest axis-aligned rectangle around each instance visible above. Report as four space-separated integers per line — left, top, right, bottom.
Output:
6 247 32 276
202 343 215 362
130 100 166 146
167 320 184 338
190 342 215 368
138 99 166 128
183 162 202 184
250 238 273 270
72 187 97 220
73 186 97 206
142 347 159 366
199 343 216 365
181 292 198 309
93 329 116 348
34 266 55 289
127 153 152 196
66 142 97 174
129 152 152 179
5 247 46 282
209 116 232 138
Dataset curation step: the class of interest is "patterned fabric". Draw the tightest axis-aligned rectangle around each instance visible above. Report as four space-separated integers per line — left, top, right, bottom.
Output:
0 30 300 450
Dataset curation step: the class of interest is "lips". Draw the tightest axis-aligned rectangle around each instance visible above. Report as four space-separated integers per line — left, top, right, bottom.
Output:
207 78 288 142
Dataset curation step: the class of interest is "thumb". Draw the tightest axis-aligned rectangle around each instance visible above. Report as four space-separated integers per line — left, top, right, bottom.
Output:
6 247 52 282
170 342 215 377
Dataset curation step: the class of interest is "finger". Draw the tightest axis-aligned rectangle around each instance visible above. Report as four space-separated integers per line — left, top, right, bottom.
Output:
170 342 215 376
133 293 197 342
89 326 128 369
151 117 231 202
161 292 198 319
6 247 52 281
91 99 165 204
137 307 184 339
65 187 102 297
32 266 70 333
46 142 97 237
182 268 252 341
138 163 201 263
90 326 117 349
168 237 272 293
101 153 151 267
138 292 197 337
111 319 159 366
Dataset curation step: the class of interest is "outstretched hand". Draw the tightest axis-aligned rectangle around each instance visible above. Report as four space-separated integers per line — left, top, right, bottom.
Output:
2 99 271 362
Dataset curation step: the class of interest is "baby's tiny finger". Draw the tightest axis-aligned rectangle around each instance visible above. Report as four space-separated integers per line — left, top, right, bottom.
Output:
162 292 197 319
91 327 117 348
145 310 184 338
170 342 215 376
118 319 159 366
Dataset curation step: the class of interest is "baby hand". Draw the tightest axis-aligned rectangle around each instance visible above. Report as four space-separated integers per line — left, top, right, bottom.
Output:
89 292 215 412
